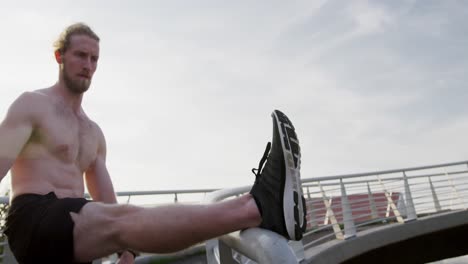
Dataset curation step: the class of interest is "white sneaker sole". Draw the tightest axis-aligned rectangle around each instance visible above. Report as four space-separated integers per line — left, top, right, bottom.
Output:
272 110 305 240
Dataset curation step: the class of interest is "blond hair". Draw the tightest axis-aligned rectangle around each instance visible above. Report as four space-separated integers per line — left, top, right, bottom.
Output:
53 23 100 54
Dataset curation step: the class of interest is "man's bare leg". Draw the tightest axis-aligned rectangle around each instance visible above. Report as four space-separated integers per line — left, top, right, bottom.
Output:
73 109 307 262
71 194 261 262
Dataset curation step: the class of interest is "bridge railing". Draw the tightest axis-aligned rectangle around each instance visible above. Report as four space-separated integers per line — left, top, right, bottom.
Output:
1 161 467 263
302 160 468 251
204 160 468 264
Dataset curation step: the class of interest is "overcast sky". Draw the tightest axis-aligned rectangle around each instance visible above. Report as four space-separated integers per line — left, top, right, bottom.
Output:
0 0 467 193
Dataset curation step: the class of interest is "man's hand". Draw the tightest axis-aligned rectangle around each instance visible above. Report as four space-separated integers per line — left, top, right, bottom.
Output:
116 251 135 264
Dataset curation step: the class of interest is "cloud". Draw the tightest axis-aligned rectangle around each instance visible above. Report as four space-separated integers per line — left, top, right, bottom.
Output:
1 1 467 191
347 0 395 37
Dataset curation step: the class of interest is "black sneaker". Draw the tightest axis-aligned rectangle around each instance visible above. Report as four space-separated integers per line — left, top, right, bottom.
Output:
250 110 306 241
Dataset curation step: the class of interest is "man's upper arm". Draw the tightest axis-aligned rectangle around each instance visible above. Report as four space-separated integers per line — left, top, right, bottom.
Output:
0 93 35 180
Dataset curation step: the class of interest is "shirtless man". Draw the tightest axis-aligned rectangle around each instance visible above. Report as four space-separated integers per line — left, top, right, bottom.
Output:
0 23 306 264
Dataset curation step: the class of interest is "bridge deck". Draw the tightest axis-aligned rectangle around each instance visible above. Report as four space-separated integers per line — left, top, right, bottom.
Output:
303 210 468 263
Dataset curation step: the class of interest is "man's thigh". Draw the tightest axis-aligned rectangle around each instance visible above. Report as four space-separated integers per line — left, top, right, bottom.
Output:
71 202 136 262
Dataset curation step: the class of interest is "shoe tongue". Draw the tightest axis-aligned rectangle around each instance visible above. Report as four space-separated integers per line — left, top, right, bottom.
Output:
257 142 271 175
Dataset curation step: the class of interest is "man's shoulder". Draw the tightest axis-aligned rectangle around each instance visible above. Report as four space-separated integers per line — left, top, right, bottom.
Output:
90 120 106 141
14 89 51 106
15 90 52 112
6 89 56 124
86 118 107 149
80 113 105 140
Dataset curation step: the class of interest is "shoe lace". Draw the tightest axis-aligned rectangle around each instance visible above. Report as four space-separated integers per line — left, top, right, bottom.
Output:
251 142 271 178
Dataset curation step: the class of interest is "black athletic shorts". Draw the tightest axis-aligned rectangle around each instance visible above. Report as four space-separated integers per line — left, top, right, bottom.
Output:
4 192 91 264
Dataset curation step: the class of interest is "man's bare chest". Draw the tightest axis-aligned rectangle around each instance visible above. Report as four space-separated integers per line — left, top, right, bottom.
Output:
30 105 99 170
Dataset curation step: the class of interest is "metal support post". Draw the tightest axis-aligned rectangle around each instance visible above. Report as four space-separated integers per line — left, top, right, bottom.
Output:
446 172 466 209
429 177 441 212
308 198 317 228
403 172 417 222
340 179 356 239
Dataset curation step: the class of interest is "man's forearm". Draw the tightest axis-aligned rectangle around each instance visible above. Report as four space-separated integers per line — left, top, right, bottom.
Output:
102 194 118 204
85 170 118 203
90 187 117 204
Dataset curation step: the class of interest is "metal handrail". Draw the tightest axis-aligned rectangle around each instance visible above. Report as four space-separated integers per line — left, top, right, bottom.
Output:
302 169 468 188
203 160 468 264
115 189 218 196
303 160 468 182
204 186 300 264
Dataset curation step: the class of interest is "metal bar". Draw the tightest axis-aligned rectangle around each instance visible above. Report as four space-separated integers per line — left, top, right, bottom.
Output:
302 161 468 183
429 177 442 212
447 172 466 210
307 198 317 228
323 197 332 225
115 189 219 196
218 240 237 264
340 179 356 239
403 172 417 222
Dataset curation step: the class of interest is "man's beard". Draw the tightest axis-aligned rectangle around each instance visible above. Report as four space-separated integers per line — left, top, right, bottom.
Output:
62 65 91 94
